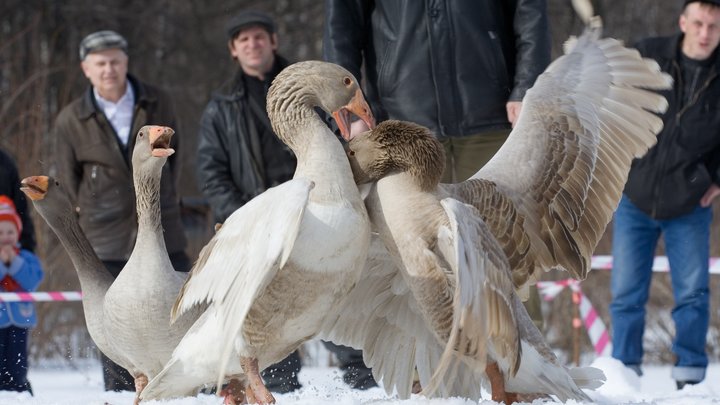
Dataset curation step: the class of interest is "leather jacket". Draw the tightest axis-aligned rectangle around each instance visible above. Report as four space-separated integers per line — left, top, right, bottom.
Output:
323 0 550 137
51 75 187 261
195 57 296 223
625 34 720 219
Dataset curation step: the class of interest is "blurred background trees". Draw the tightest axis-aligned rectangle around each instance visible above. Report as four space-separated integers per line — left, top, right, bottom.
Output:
1 0 716 365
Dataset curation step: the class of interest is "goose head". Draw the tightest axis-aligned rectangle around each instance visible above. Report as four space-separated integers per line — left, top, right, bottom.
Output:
347 120 445 191
132 125 175 175
267 61 375 144
20 175 66 208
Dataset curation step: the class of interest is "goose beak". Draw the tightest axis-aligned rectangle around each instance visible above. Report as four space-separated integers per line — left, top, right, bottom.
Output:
20 176 49 201
145 125 175 158
333 89 376 141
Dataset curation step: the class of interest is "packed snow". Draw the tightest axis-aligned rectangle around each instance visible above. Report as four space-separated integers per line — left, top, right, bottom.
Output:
0 356 718 404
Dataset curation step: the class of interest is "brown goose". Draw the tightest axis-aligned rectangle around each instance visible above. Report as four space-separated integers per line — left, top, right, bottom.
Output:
323 15 671 404
141 61 375 404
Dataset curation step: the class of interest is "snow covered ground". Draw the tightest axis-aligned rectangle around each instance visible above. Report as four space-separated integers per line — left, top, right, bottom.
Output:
0 357 718 404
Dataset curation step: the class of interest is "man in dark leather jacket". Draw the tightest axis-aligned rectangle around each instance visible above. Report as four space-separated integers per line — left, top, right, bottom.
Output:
323 0 550 181
323 1 550 386
610 0 720 390
195 10 302 394
196 12 296 225
51 30 190 392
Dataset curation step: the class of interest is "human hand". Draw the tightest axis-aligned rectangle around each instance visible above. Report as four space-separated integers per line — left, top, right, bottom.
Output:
700 183 720 207
0 245 15 264
506 101 522 128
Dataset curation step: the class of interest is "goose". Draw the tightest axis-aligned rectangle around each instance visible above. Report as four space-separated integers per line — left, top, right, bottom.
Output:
322 12 672 404
20 175 119 377
22 126 202 404
141 60 374 404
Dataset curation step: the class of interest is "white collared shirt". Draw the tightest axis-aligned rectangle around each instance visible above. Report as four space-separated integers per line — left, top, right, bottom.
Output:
94 84 135 146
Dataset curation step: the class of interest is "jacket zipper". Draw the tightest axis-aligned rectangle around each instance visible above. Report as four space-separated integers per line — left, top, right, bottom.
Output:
650 60 717 217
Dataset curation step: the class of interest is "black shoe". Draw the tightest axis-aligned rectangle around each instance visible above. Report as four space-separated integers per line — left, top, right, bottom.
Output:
343 367 378 390
676 380 700 390
261 351 302 394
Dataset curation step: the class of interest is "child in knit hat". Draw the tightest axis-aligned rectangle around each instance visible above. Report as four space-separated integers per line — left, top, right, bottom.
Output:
0 195 43 394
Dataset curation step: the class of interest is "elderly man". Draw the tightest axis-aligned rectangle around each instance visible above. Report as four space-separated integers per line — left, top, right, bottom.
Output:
50 30 190 392
610 0 720 389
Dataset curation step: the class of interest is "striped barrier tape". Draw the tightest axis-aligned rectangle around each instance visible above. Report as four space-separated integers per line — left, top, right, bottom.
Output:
1 256 716 303
591 255 720 274
536 278 612 357
0 291 82 302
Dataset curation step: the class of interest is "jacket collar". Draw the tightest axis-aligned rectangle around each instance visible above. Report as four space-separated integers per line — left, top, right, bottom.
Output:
77 74 155 120
212 55 289 102
661 33 720 67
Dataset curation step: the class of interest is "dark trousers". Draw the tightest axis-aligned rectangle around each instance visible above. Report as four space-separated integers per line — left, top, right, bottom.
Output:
100 251 192 392
323 341 376 389
261 350 302 393
0 325 32 394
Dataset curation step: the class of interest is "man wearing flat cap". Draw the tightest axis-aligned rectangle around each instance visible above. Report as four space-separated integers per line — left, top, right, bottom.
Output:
610 0 720 389
50 30 191 392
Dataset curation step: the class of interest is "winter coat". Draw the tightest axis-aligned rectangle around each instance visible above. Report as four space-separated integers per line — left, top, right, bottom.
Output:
323 0 550 138
0 250 43 328
624 34 720 219
51 75 187 261
196 57 297 223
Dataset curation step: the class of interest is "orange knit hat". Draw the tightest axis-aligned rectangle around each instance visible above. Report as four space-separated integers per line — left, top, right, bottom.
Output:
0 196 22 233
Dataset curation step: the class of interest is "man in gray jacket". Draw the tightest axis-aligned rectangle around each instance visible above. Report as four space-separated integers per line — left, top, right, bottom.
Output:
51 30 190 392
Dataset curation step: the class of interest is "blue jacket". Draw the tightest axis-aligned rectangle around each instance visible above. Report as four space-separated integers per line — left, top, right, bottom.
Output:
0 250 44 328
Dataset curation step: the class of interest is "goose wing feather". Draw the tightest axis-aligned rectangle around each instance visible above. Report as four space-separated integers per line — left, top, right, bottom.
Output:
171 178 312 386
451 29 671 287
425 198 521 392
321 236 485 400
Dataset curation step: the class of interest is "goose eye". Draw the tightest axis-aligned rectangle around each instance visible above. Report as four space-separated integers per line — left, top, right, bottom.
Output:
343 77 353 87
348 150 355 156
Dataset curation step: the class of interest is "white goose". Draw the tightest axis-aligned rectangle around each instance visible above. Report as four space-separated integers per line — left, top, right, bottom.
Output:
323 13 671 404
141 61 374 404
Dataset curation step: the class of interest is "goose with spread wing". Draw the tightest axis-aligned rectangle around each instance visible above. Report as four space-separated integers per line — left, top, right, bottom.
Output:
141 61 374 404
323 14 671 404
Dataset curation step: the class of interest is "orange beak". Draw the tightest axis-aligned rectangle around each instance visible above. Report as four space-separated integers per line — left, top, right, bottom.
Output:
332 89 376 141
20 176 49 201
144 125 175 158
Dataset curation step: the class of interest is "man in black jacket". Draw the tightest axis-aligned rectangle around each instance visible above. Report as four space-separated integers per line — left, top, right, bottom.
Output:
195 10 301 393
323 0 550 182
610 0 720 389
322 0 550 381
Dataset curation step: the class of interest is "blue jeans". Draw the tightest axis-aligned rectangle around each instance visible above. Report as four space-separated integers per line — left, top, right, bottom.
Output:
610 195 711 382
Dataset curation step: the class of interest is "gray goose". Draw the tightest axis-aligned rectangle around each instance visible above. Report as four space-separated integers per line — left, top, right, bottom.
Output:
141 61 374 404
23 126 201 405
322 14 671 404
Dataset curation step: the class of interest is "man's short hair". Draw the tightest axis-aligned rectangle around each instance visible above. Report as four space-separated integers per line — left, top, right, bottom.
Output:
79 30 128 61
225 10 276 40
684 0 720 9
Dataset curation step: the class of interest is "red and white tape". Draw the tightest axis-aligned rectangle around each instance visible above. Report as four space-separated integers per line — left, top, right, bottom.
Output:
591 255 720 274
0 291 82 302
536 278 612 357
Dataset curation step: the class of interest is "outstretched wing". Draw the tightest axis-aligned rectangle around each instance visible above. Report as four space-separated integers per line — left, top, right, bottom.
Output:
320 235 485 400
448 25 671 288
172 178 313 386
